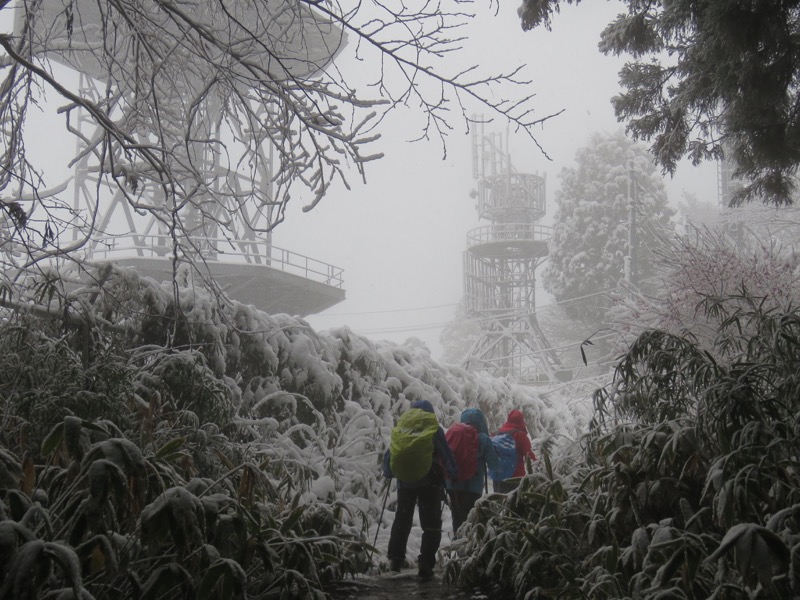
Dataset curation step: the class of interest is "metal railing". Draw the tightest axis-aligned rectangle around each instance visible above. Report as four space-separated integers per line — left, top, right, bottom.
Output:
466 223 551 248
90 234 344 289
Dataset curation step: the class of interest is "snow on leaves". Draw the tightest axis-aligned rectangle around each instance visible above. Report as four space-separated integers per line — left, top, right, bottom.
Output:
0 261 584 598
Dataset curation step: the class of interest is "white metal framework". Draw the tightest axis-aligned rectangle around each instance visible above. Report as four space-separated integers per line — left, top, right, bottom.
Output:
463 124 562 383
15 1 347 315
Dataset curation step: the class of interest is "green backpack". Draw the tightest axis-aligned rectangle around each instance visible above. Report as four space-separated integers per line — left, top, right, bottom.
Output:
389 408 439 482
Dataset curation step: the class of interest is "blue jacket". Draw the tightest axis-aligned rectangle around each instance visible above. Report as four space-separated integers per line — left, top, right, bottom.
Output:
383 400 458 488
445 408 499 495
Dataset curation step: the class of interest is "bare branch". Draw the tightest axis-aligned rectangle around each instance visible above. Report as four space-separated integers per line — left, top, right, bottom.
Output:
0 0 555 297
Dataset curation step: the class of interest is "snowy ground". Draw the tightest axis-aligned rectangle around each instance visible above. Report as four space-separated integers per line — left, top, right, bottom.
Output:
330 570 487 600
348 498 488 599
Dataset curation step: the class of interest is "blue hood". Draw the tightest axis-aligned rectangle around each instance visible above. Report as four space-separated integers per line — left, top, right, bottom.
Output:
411 400 434 414
460 408 489 435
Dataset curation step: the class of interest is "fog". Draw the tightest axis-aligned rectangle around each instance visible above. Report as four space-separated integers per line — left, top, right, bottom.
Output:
275 1 718 361
4 1 718 363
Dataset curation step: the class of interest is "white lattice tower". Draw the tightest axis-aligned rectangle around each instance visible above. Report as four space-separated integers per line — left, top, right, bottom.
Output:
463 122 563 383
68 72 278 266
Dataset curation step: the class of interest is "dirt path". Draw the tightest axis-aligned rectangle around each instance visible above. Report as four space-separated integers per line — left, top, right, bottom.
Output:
329 571 487 600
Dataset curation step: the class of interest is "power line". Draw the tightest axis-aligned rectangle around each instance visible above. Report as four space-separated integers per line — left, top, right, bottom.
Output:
319 275 664 337
316 302 458 317
315 280 555 318
357 322 453 335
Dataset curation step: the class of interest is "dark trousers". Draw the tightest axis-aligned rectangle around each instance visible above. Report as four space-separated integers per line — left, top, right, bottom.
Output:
448 489 481 535
493 479 517 494
387 485 443 569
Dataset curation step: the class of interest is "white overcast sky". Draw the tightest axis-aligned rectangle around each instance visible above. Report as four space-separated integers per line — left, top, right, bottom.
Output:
275 1 718 361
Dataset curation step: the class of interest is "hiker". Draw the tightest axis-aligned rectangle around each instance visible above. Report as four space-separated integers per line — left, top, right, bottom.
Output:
490 409 537 493
444 407 499 536
382 400 458 580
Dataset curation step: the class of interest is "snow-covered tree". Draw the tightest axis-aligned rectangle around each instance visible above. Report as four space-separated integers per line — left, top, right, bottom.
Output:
542 131 674 326
608 220 800 356
518 0 800 206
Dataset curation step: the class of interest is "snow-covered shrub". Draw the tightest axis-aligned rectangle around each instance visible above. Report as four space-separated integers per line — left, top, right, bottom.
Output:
0 322 134 459
445 291 800 598
0 262 591 597
608 225 800 357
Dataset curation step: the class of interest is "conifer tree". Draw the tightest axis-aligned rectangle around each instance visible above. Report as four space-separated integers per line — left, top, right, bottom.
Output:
518 0 800 206
542 131 674 326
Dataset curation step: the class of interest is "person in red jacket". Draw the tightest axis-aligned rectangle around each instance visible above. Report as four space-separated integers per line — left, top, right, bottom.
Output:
493 409 537 493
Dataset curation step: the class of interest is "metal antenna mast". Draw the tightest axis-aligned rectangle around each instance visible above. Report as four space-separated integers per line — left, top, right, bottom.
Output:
463 121 563 383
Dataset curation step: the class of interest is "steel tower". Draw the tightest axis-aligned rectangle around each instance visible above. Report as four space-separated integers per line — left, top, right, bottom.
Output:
463 124 562 383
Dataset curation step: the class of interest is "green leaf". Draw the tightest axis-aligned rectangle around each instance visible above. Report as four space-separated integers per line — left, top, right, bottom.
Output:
280 505 306 534
198 561 227 599
706 522 750 563
606 542 619 573
657 546 685 586
156 437 186 459
41 423 64 456
159 451 191 463
542 446 554 481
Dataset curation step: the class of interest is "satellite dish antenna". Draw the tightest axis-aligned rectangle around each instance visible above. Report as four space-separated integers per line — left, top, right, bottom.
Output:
11 1 348 315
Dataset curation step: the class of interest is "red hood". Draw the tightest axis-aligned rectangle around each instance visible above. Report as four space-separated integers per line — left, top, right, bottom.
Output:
498 409 528 433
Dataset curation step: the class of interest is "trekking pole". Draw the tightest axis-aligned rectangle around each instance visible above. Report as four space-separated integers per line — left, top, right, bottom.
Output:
373 477 391 550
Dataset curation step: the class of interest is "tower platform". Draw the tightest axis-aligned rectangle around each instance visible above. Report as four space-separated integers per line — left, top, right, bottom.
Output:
466 223 550 259
91 235 345 317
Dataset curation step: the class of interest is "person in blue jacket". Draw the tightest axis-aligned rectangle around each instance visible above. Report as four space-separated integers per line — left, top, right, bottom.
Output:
383 400 458 580
445 407 499 535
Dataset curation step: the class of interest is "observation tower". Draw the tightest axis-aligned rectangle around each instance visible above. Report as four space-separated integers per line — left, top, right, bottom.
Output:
463 124 562 383
14 1 347 316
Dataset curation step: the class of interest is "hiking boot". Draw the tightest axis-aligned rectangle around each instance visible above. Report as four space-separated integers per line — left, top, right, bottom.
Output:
389 558 403 572
418 566 434 581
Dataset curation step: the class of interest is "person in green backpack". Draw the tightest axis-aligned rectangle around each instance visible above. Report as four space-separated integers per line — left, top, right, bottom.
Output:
382 400 458 580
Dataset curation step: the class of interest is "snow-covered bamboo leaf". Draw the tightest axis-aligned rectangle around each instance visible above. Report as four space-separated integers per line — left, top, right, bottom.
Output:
656 546 686 587
706 522 751 563
42 541 83 588
140 563 194 600
198 558 246 600
76 534 118 576
41 422 65 456
155 437 186 460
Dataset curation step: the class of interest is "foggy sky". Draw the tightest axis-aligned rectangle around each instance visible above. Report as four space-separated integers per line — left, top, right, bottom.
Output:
276 1 717 361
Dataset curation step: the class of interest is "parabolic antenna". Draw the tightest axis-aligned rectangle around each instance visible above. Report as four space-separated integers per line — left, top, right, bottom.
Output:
13 1 349 316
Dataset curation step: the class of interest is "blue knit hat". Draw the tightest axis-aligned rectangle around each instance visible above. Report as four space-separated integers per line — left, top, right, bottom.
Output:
460 407 489 436
411 399 434 413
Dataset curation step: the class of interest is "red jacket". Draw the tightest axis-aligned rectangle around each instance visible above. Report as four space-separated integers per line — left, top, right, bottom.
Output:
497 409 536 478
